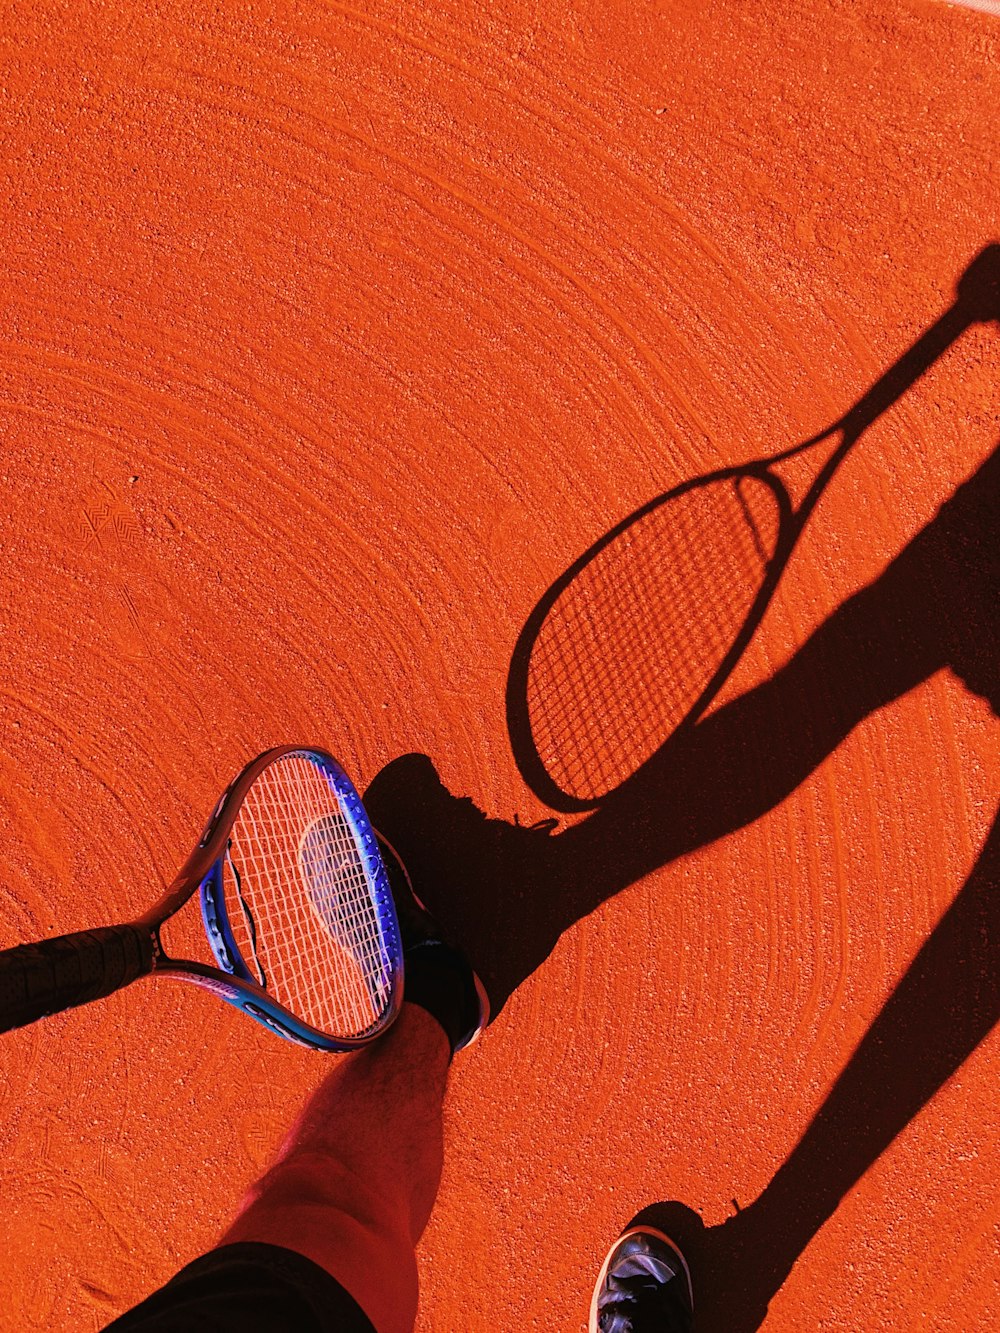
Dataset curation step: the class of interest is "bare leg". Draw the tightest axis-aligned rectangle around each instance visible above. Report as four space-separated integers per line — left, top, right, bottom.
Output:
222 1004 451 1333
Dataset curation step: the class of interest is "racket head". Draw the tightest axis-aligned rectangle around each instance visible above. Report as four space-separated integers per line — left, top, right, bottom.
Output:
506 465 791 811
168 747 404 1051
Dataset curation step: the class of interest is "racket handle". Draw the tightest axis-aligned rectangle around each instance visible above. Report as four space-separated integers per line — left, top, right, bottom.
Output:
0 924 154 1035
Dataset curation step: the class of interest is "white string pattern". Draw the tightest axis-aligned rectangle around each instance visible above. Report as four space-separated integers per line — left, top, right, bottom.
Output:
222 754 394 1037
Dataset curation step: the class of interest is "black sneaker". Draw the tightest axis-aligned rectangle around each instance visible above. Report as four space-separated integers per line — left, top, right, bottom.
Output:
590 1226 694 1333
375 829 489 1051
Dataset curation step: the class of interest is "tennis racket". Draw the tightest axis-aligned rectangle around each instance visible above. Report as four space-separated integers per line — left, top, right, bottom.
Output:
507 245 1000 812
0 747 404 1050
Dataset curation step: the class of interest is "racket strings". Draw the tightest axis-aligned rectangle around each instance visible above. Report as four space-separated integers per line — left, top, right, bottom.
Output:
222 755 393 1038
528 476 781 801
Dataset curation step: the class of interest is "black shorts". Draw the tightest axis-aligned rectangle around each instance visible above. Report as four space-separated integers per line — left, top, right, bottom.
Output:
102 1242 377 1333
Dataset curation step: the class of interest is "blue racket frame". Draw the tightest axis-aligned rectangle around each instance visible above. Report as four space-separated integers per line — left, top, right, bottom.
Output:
159 747 405 1051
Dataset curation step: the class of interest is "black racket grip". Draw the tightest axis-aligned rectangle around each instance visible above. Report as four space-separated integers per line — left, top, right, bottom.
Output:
0 924 155 1035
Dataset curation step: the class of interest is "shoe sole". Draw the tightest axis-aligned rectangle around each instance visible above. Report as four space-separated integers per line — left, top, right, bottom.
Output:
588 1225 693 1333
373 828 491 1049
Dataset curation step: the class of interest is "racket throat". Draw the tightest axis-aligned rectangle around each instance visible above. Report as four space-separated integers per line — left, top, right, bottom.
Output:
773 436 849 514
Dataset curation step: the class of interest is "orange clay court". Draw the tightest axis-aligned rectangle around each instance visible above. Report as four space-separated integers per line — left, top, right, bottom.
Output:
1 1 998 1329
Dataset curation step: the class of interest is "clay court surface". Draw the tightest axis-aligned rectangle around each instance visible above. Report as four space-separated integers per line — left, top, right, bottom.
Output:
1 0 999 1328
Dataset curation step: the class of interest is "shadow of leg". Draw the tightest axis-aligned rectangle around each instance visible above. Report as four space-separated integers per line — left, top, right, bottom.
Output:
635 803 1000 1330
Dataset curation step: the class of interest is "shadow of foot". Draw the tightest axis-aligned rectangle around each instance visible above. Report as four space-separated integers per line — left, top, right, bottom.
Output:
624 1201 789 1333
364 754 568 1018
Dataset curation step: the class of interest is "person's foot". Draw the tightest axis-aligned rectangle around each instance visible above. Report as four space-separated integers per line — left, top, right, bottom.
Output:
590 1226 694 1333
375 829 489 1052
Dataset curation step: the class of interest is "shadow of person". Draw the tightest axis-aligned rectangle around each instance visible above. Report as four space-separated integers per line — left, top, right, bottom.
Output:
365 440 999 1015
625 797 1000 1330
363 278 998 1328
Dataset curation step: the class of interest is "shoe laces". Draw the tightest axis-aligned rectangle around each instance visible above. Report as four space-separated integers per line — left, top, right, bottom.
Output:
598 1267 692 1333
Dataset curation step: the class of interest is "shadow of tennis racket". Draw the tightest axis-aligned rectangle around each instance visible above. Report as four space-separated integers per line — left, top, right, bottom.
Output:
506 245 1000 813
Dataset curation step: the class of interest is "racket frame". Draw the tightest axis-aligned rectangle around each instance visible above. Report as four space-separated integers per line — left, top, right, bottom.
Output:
158 745 404 1050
